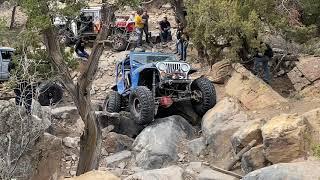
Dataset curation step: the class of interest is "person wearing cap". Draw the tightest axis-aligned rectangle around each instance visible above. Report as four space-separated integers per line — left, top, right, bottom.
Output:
159 17 171 43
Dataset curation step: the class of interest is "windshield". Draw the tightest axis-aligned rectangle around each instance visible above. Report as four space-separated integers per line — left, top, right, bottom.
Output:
1 51 13 60
132 54 177 64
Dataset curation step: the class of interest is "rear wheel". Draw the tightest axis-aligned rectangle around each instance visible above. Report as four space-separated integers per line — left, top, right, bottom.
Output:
38 82 63 106
191 77 216 116
112 35 128 51
129 86 155 125
104 91 121 113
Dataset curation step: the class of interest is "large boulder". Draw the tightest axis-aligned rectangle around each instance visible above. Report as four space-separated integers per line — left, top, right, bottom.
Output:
184 162 237 180
101 150 132 168
261 114 310 164
102 132 134 154
100 112 144 138
241 144 268 174
288 56 320 91
124 165 184 180
31 133 63 180
301 108 320 145
299 80 320 99
49 106 84 138
231 119 265 153
287 67 311 91
0 100 53 179
225 64 287 110
242 161 320 180
202 97 242 142
202 97 249 163
187 137 207 156
65 170 119 180
197 168 238 180
132 115 195 169
206 60 232 84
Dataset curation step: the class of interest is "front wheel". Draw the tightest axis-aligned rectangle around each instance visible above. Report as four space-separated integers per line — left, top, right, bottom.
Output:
191 77 216 116
129 86 155 125
104 91 122 113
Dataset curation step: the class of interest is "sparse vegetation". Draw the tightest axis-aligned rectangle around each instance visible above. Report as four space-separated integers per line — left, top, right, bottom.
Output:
186 0 320 65
312 144 320 159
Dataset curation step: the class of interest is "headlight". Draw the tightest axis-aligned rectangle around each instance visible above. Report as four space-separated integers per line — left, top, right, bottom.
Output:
157 62 167 71
181 64 190 72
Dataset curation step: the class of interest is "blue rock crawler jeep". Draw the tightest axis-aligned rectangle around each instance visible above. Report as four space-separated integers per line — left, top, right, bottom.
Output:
105 51 216 125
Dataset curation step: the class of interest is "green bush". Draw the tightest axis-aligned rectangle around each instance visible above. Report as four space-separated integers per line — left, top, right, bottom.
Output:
312 144 320 159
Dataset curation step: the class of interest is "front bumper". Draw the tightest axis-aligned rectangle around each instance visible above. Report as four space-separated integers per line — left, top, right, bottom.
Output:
159 79 192 85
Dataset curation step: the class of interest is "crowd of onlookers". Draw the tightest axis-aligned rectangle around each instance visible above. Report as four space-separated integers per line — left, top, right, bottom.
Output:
133 9 189 61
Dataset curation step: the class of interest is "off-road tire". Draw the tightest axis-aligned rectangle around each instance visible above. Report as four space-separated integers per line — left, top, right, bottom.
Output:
104 91 121 113
112 35 128 51
38 83 63 106
191 77 216 116
129 86 155 125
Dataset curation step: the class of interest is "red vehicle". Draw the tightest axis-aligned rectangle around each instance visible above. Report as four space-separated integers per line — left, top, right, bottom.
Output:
55 7 137 51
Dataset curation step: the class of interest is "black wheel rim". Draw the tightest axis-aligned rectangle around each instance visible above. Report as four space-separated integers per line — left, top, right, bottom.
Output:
114 37 124 49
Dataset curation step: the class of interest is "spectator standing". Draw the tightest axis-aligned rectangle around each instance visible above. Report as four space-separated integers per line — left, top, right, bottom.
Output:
175 23 183 54
135 10 144 47
253 41 274 84
180 30 190 61
75 39 89 59
159 17 171 43
142 10 150 43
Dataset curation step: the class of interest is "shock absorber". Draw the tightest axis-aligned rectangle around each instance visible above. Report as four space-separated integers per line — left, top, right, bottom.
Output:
152 71 156 97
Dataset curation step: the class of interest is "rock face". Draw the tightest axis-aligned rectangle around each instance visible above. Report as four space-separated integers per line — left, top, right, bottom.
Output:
31 133 63 180
231 119 265 153
301 108 320 145
242 161 320 180
64 170 120 180
124 165 184 180
0 100 53 179
226 64 287 110
187 137 206 156
102 150 132 168
184 162 237 180
207 60 232 84
287 56 320 91
102 132 134 153
241 145 268 174
100 112 144 138
197 168 237 180
63 137 80 148
132 115 195 169
202 97 248 162
261 114 309 164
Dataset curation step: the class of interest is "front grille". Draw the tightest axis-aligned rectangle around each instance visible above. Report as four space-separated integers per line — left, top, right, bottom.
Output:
164 62 182 73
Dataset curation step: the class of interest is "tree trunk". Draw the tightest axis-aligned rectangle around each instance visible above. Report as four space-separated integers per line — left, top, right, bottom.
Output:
10 5 17 30
43 4 115 175
170 0 187 27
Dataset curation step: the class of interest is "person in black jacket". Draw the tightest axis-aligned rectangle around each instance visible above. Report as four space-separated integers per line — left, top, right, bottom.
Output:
175 23 183 54
142 10 150 43
253 41 274 84
75 39 89 59
159 17 171 43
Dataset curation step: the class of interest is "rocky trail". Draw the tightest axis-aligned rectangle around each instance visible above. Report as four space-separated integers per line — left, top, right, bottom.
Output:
6 46 319 180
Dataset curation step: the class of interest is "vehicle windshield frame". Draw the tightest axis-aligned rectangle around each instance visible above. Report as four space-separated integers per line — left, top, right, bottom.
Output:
131 53 178 65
